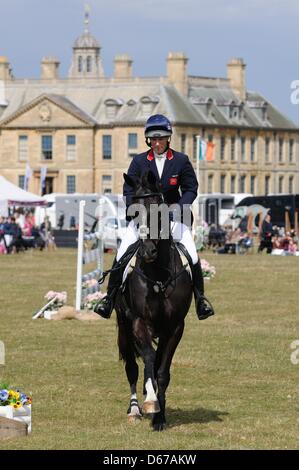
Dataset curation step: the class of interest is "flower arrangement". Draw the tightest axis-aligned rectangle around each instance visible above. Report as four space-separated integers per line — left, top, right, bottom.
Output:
0 383 32 409
44 290 67 311
201 259 216 279
83 291 106 310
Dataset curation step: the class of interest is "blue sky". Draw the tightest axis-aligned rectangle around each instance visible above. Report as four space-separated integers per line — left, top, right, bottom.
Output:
1 0 299 123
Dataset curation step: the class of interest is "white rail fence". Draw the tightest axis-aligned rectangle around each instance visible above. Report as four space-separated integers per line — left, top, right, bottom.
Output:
76 200 103 310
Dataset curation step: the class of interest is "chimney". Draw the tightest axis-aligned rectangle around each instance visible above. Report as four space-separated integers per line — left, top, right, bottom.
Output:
114 54 133 79
41 57 60 80
166 52 188 96
0 56 13 81
227 58 246 101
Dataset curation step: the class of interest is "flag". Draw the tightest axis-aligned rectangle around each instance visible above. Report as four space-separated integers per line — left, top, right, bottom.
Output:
206 141 216 161
24 164 32 191
199 139 207 161
40 166 47 195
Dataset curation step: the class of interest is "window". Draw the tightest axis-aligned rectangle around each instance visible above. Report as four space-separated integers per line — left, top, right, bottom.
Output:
18 135 28 161
41 135 53 160
241 137 246 162
102 175 112 182
289 139 294 163
220 136 225 161
278 176 284 193
128 133 138 158
86 56 92 72
230 175 236 193
103 135 112 159
265 137 270 163
207 174 213 193
250 138 255 162
128 133 137 149
220 174 226 193
265 175 270 195
66 135 76 161
278 138 284 163
289 176 294 194
140 96 155 117
250 175 255 195
231 136 235 161
67 175 76 194
180 134 186 153
102 175 112 194
18 175 25 189
78 56 83 72
240 175 246 193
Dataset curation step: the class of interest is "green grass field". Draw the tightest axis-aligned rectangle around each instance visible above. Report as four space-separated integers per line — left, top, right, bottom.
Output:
0 248 298 450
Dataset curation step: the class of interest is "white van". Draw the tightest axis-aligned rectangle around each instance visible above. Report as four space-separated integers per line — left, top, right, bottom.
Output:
35 193 104 229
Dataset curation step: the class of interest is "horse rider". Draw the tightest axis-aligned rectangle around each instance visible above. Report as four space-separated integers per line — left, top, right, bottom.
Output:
94 114 215 321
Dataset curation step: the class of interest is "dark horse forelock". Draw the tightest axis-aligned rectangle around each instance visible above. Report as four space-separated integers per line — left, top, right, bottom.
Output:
115 170 193 431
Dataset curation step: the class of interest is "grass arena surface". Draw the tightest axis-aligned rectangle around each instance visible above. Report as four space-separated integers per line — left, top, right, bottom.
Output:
0 248 298 450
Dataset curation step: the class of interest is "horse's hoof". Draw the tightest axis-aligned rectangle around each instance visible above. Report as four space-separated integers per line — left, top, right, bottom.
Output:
127 414 142 424
152 422 167 431
142 400 160 414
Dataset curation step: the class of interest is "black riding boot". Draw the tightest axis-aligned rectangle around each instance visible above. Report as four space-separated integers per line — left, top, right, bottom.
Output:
94 257 125 319
191 261 215 320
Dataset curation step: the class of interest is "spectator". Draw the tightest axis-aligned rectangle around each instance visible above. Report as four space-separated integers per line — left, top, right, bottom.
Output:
286 239 297 256
258 214 274 254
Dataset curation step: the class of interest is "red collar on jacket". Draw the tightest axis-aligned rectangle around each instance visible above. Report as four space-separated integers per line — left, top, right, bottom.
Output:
147 149 174 161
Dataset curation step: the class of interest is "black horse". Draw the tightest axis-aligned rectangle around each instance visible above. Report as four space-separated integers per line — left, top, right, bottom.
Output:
115 171 193 431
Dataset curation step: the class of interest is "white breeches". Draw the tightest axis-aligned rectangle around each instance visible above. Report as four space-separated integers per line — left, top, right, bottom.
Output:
116 220 198 265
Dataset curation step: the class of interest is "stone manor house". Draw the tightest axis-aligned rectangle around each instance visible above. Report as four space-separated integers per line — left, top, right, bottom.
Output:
0 13 298 197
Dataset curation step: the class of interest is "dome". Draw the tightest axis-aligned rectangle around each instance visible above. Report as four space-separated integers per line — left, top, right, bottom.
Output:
73 32 100 49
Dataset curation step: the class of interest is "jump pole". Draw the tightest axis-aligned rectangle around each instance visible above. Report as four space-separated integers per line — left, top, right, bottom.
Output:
75 200 86 311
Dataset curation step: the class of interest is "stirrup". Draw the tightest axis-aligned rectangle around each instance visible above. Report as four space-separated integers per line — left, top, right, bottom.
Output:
196 295 215 320
94 296 113 319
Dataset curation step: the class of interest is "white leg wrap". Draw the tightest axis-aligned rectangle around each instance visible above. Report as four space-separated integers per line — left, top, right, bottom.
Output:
129 393 141 416
171 222 199 265
145 378 157 402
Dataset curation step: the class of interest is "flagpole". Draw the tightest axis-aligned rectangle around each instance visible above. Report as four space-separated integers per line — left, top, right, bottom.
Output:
196 135 200 185
195 135 201 230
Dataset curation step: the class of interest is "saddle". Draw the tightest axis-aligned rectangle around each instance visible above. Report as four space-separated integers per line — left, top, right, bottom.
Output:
122 241 192 288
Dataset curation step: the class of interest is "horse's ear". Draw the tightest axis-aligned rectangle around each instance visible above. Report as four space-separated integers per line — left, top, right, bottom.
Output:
123 173 137 189
141 170 157 189
147 170 157 186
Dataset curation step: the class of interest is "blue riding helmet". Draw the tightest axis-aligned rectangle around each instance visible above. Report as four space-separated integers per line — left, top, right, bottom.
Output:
144 114 172 138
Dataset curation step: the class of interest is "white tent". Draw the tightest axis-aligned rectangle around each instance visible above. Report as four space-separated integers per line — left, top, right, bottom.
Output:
0 175 46 216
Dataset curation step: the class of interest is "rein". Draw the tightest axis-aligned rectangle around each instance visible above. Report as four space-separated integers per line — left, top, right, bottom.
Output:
98 241 141 285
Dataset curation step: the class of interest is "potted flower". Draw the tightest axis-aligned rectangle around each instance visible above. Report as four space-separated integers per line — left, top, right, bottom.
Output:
201 259 216 280
83 291 107 311
0 383 32 433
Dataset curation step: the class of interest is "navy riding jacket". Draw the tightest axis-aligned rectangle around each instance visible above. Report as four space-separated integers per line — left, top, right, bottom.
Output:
123 148 198 208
